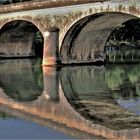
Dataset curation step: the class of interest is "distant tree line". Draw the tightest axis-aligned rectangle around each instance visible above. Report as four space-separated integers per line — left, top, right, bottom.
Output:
0 0 31 5
105 19 140 63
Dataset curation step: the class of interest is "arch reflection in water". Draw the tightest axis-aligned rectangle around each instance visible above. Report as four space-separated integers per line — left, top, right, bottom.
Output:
0 59 43 101
0 62 140 139
60 64 140 130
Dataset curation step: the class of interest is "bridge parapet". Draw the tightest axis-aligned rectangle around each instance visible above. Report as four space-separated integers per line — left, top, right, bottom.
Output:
0 0 109 14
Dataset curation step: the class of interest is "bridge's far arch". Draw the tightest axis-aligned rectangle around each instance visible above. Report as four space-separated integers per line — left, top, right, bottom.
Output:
60 12 139 64
0 20 44 58
105 18 140 63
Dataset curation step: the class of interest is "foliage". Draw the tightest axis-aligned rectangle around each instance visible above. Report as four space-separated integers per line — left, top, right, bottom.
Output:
32 58 43 90
0 0 31 5
109 19 140 42
105 66 124 90
127 65 140 84
105 19 140 63
34 31 43 44
105 64 140 100
33 31 44 57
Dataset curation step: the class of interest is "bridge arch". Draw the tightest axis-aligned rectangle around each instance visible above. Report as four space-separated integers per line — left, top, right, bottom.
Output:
0 18 45 35
60 12 139 64
0 19 44 58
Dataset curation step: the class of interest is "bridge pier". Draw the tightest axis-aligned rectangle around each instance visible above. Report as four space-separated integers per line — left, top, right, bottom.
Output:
43 27 60 66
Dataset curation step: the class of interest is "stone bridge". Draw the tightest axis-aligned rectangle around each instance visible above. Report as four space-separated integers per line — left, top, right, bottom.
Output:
0 0 139 65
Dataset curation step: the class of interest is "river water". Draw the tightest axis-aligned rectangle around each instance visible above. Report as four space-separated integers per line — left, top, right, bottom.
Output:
0 59 140 139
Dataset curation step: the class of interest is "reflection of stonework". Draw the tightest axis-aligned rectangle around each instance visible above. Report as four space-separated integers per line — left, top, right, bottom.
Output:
60 65 140 130
60 66 109 100
76 99 140 130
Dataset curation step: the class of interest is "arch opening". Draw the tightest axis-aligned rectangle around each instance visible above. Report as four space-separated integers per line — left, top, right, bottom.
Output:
61 12 139 64
105 19 140 63
0 20 44 59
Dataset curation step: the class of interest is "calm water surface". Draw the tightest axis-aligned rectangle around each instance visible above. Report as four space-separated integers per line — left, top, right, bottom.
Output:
0 59 140 139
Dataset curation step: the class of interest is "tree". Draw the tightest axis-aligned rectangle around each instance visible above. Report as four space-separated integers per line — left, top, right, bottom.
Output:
0 0 31 5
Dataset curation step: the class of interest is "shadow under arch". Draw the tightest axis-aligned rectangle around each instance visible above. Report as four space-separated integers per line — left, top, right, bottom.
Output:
60 12 138 64
0 20 44 58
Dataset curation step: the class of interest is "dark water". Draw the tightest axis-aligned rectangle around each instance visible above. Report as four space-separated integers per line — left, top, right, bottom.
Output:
0 59 140 139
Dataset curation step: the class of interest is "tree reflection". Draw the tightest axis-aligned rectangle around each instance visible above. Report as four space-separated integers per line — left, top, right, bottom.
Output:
105 64 140 100
61 64 140 102
0 59 43 101
105 65 124 90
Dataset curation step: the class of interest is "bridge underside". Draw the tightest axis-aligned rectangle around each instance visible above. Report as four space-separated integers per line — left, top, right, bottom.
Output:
0 20 43 58
60 12 139 64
